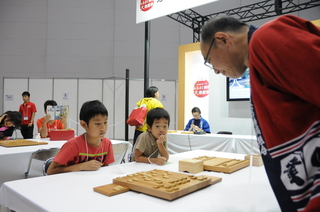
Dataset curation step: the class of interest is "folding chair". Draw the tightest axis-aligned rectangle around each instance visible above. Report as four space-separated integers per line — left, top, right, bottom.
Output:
112 142 131 164
25 148 60 178
42 157 54 176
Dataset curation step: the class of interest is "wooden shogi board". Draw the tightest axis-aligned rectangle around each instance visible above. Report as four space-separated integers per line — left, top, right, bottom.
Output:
193 156 250 173
94 169 222 200
0 139 48 147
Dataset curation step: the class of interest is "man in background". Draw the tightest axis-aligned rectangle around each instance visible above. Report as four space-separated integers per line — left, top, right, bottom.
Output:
18 91 37 139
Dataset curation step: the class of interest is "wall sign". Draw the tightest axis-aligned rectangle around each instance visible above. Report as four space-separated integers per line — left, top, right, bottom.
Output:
136 0 218 23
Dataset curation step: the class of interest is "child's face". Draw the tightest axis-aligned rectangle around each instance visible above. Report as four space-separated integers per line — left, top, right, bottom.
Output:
22 95 29 103
85 114 108 139
148 118 168 139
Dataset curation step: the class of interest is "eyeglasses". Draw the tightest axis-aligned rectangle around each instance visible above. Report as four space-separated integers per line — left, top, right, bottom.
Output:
203 38 215 69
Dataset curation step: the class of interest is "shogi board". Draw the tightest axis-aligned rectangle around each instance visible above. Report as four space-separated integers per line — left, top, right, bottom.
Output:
193 156 250 173
180 131 194 134
0 139 48 147
110 169 222 200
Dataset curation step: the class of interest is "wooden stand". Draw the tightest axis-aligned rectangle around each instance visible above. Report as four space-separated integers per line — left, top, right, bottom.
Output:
179 159 203 174
245 154 263 166
179 156 250 174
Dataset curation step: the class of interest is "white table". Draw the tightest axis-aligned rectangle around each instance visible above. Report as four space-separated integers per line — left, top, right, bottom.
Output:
0 138 131 186
0 150 281 212
167 132 260 155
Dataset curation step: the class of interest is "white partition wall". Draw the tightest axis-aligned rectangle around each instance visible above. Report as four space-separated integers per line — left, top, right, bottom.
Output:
103 79 115 139
2 78 178 141
3 79 28 112
30 79 54 120
78 79 103 135
53 79 78 134
151 80 177 128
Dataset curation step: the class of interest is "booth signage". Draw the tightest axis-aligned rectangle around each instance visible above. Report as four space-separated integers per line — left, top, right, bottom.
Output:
136 0 219 23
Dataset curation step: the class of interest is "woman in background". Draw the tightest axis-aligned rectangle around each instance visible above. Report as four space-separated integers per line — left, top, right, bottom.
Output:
0 111 22 140
184 107 211 133
133 86 164 147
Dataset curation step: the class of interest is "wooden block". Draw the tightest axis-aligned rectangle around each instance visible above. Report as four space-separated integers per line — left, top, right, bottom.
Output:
0 139 48 147
245 154 263 166
93 183 129 196
112 169 220 200
168 130 178 133
179 159 203 174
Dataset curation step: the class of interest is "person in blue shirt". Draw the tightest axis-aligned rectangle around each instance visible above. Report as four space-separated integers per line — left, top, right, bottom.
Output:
184 107 211 133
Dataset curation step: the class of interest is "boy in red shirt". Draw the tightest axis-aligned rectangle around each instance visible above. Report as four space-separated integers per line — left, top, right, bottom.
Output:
47 100 114 174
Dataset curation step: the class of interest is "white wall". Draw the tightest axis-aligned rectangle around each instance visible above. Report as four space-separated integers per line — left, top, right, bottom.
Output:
0 0 319 135
209 73 255 135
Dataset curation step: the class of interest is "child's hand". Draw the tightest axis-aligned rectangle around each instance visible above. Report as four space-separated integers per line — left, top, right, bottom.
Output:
81 160 103 171
43 115 51 123
60 116 67 126
0 114 7 122
154 157 167 165
156 135 166 144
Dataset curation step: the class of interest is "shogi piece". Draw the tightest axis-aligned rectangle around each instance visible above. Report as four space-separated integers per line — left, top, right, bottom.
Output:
179 159 203 174
245 155 263 166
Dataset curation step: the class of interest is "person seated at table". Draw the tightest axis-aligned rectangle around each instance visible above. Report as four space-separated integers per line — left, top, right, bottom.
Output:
132 108 169 165
184 107 211 133
37 100 68 138
47 100 114 175
0 111 22 140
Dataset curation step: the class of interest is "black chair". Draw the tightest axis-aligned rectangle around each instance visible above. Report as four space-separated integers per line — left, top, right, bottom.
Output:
217 131 233 135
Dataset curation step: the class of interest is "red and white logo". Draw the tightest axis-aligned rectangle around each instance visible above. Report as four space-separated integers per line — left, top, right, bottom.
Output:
193 80 209 98
140 0 154 12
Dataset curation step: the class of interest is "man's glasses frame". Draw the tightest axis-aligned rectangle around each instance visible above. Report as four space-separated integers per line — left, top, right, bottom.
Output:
203 38 215 69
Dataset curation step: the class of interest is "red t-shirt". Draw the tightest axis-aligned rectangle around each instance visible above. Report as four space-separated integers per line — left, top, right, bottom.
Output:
19 101 37 125
36 117 64 138
54 134 115 166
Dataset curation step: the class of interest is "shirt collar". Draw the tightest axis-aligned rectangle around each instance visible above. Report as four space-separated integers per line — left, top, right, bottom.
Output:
248 25 258 43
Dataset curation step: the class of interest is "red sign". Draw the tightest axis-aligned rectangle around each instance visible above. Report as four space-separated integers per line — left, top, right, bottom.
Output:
140 0 154 12
194 80 209 98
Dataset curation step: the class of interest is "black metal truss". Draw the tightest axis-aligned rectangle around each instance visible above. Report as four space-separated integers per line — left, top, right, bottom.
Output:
167 0 320 42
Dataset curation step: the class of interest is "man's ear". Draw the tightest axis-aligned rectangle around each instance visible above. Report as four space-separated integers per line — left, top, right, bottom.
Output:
80 120 87 129
214 32 230 46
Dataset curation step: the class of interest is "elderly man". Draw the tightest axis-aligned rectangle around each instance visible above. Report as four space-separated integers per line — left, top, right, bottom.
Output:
200 15 320 212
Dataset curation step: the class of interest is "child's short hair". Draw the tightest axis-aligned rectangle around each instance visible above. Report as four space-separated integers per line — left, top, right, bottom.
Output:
192 107 201 114
146 108 170 128
44 100 57 112
79 100 108 124
22 91 30 97
2 111 22 129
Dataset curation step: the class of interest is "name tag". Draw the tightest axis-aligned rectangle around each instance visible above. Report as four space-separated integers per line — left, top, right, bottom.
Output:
24 116 28 120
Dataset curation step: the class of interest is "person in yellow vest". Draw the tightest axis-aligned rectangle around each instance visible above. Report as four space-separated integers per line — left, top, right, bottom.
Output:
133 86 164 147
